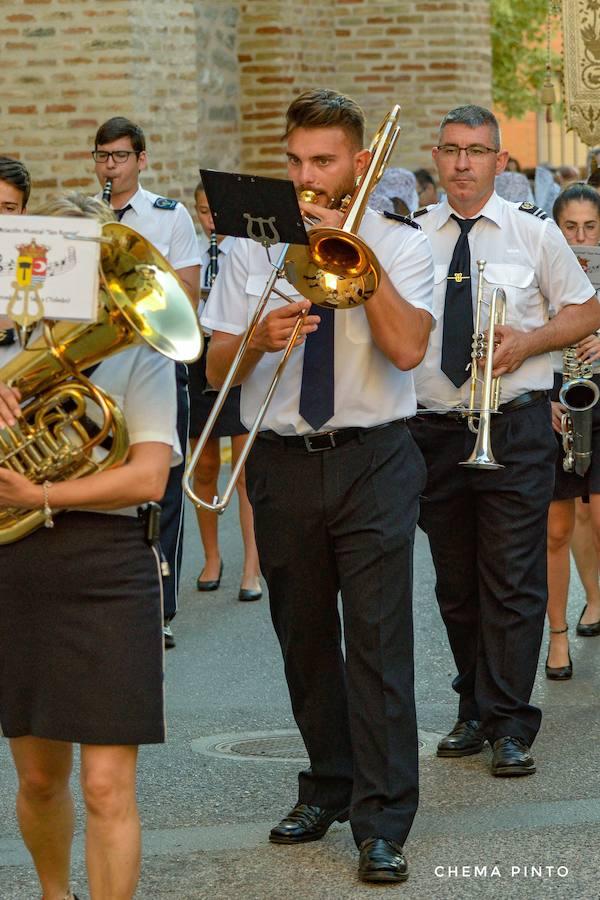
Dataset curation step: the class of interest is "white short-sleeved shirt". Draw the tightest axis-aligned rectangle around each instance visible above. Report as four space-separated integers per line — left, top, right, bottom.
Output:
106 186 202 271
1 340 180 517
414 193 596 409
199 235 236 328
202 209 435 434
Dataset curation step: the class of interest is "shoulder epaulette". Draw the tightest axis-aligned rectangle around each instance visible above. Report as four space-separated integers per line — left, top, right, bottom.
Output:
518 201 548 220
153 197 178 211
412 207 430 219
383 210 421 230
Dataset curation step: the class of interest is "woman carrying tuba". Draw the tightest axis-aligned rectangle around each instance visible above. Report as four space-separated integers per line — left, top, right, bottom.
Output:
0 193 193 900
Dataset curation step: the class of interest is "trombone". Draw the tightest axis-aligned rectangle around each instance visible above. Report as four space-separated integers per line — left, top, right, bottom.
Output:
183 105 402 513
458 259 506 470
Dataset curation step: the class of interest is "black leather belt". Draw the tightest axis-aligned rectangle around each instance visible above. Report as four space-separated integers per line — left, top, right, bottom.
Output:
258 421 400 453
499 389 548 411
419 390 548 422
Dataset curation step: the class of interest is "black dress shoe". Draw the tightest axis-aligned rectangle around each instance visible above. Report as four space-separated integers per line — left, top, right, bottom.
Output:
491 737 536 776
436 719 486 757
196 560 223 592
238 587 262 602
269 803 349 844
358 837 408 883
576 604 600 636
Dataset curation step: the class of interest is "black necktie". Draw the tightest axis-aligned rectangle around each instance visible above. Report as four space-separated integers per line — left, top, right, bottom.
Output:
115 204 132 222
299 305 335 431
441 214 481 387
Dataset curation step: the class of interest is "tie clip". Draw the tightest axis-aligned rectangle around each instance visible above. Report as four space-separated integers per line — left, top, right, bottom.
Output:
447 273 470 283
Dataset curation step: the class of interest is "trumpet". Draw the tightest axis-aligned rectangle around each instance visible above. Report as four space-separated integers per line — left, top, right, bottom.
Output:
183 105 402 513
459 259 506 470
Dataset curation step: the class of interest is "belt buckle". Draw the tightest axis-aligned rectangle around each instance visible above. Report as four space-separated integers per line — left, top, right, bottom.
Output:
303 431 337 452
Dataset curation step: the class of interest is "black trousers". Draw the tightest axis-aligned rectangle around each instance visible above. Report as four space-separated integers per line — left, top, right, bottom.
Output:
408 396 556 746
245 421 425 847
161 362 190 621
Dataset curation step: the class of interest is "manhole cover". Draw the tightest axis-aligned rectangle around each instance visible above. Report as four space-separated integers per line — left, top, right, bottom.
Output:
216 734 307 760
191 729 438 763
191 729 307 762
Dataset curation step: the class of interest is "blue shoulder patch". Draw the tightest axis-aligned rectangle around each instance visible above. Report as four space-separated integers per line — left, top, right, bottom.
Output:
518 201 548 220
153 197 178 211
383 210 421 230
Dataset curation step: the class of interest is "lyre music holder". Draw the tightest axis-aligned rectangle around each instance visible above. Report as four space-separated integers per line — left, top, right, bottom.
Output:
199 169 309 249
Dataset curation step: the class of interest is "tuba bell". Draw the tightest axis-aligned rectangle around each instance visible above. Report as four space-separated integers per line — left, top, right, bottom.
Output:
0 223 203 543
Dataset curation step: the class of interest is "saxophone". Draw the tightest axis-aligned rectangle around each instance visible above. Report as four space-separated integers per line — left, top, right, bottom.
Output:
559 344 600 476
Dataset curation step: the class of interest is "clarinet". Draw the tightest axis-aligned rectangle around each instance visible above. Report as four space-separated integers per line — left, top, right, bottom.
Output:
101 178 113 205
207 231 219 287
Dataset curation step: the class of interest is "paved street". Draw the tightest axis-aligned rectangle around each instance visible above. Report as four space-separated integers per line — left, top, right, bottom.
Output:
1 490 599 899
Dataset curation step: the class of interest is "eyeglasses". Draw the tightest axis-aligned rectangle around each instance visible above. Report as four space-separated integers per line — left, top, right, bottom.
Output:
562 221 600 234
436 144 499 159
91 150 139 164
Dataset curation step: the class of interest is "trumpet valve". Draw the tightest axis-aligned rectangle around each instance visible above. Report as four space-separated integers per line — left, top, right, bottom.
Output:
472 333 486 357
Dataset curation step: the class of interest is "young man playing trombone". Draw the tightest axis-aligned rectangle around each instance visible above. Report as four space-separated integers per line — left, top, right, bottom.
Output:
201 89 434 883
409 105 600 777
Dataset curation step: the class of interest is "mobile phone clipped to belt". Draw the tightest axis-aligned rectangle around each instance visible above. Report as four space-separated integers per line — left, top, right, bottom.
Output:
137 502 170 577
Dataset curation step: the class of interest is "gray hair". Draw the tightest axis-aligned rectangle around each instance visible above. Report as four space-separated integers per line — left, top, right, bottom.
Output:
438 105 501 149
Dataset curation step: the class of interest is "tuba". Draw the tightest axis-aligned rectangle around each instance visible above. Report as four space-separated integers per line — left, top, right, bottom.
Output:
0 223 203 543
183 105 402 513
559 344 600 476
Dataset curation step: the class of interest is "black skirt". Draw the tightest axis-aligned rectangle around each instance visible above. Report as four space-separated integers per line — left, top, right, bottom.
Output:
0 512 165 745
551 371 600 501
188 339 247 439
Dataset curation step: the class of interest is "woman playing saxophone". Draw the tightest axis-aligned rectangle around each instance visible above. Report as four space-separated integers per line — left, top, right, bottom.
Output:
546 184 600 680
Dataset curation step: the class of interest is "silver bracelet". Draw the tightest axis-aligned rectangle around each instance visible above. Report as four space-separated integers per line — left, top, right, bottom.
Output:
42 481 54 529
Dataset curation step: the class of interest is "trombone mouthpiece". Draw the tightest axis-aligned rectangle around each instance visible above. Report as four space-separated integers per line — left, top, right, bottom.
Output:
299 190 317 204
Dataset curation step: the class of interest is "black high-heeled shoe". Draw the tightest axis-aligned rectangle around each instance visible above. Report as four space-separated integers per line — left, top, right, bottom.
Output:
545 624 573 680
196 559 223 591
576 604 600 636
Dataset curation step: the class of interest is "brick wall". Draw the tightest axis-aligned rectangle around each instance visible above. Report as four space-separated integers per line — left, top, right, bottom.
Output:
1 0 492 209
237 0 493 175
1 0 200 209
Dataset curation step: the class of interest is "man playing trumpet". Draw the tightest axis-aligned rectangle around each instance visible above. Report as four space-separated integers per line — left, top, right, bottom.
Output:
202 89 434 883
409 105 600 777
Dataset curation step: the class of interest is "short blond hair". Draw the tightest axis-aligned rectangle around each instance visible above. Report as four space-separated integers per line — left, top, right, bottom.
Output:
32 192 116 224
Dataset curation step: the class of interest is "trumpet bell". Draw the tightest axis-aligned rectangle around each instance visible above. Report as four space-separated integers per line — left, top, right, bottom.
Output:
100 224 203 364
458 448 504 470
